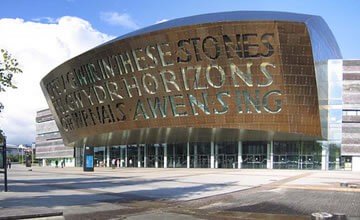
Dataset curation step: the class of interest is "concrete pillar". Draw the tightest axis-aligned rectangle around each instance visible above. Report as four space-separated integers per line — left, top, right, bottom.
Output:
211 141 215 168
120 146 123 168
267 141 273 169
144 145 147 168
352 156 360 171
125 146 128 167
270 141 274 169
173 145 176 168
107 146 111 167
187 142 190 168
103 147 107 167
299 141 303 170
321 143 329 171
238 141 242 169
194 144 198 168
155 145 159 168
164 144 168 168
215 143 218 168
137 145 141 168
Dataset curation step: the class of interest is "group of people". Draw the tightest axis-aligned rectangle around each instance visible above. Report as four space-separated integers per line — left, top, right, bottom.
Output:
3 158 68 169
111 158 123 168
55 160 66 168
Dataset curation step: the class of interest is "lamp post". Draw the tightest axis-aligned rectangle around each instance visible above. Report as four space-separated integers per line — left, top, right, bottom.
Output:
1 132 8 192
31 142 35 164
3 137 7 192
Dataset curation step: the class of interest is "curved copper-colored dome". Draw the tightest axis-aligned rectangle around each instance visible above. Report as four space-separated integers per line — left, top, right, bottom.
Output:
41 11 341 147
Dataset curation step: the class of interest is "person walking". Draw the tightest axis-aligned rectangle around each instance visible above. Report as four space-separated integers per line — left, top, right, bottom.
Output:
61 160 65 168
55 160 58 168
7 158 11 169
111 158 116 169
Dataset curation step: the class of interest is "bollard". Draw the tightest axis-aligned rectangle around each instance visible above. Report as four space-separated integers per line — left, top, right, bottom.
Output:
340 182 348 187
311 212 333 220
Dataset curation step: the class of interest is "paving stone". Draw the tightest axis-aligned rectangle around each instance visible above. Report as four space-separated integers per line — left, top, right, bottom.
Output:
0 164 359 219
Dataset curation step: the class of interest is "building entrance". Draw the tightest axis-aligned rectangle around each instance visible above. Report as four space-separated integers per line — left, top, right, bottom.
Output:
273 154 298 169
216 154 237 168
167 144 187 168
215 142 238 168
189 143 211 168
145 144 164 168
190 154 209 168
299 155 316 169
94 147 105 167
78 140 327 170
126 145 138 167
145 145 155 168
242 142 267 169
273 141 321 170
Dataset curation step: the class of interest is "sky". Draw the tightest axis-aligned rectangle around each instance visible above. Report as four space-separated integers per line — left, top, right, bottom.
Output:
0 0 359 145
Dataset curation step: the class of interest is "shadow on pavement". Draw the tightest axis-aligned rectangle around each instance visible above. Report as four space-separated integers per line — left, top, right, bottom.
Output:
0 174 238 210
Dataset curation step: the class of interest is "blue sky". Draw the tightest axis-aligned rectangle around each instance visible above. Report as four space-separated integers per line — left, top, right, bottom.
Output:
0 0 359 145
1 0 359 59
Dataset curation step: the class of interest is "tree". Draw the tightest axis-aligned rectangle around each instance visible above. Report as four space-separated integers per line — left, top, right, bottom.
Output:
0 49 22 112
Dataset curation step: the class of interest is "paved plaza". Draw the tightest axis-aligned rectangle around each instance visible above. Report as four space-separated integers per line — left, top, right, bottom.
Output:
0 165 359 219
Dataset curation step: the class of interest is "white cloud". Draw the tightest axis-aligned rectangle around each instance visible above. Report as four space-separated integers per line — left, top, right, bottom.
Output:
155 19 169 24
100 12 139 30
0 16 114 145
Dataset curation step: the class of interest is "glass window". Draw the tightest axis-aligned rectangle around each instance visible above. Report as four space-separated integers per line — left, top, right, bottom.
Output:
348 111 356 116
328 142 341 170
273 141 321 170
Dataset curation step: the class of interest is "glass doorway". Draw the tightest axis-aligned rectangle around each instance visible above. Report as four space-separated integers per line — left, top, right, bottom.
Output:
216 154 237 168
145 145 155 168
126 145 138 167
145 144 164 168
190 143 211 168
273 141 321 170
192 154 210 168
94 146 105 167
216 142 238 168
242 142 267 169
167 144 187 168
110 146 120 167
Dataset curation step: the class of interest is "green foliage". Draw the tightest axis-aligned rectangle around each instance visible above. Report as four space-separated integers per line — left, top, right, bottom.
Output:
7 154 19 162
0 49 22 112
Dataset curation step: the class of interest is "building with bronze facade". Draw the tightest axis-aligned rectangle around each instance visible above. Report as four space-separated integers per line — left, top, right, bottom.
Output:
39 11 350 170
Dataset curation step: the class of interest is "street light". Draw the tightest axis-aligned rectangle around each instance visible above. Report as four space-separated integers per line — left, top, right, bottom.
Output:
0 131 8 192
31 142 35 164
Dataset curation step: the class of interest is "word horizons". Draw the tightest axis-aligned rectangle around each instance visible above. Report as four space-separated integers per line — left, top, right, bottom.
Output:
44 32 283 132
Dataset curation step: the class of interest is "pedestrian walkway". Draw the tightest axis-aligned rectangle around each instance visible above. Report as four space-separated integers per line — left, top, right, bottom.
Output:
0 164 359 219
